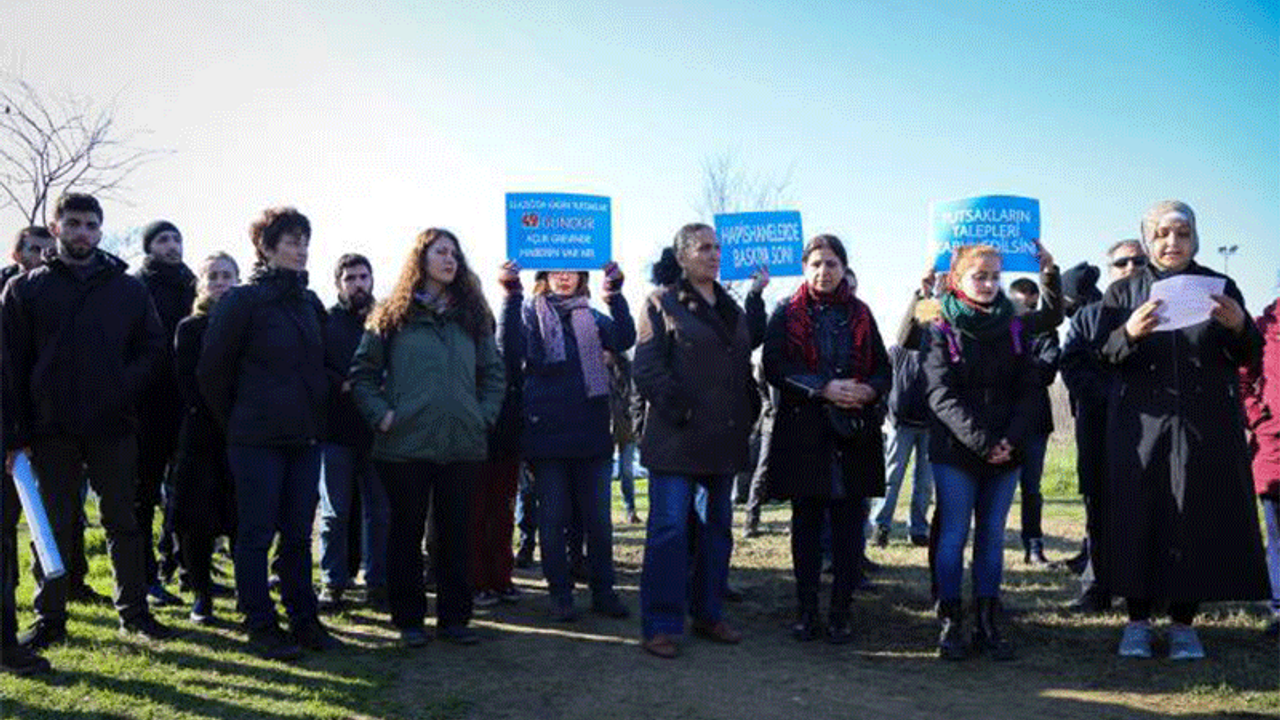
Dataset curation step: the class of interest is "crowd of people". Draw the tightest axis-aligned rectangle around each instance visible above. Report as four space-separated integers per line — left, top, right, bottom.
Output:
0 193 1276 675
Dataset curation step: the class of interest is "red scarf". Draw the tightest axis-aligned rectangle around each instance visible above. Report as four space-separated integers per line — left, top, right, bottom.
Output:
785 280 875 379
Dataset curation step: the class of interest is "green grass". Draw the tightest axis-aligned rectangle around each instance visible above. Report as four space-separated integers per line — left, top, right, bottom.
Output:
1 441 1276 719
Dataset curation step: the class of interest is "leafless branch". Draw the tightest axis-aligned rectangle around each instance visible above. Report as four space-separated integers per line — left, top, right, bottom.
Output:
0 75 170 225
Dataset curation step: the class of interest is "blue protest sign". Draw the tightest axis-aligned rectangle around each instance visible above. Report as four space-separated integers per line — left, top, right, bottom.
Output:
714 211 804 281
930 196 1040 272
506 193 611 270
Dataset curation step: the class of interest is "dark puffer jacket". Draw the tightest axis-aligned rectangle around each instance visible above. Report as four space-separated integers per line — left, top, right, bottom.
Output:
1 250 164 447
197 267 328 448
325 302 375 449
135 257 197 433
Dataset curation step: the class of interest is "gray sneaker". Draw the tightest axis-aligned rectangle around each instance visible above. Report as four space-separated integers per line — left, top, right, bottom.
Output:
1167 623 1205 661
1118 621 1154 658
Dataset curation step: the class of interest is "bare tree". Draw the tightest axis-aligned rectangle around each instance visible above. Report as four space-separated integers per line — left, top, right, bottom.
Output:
694 149 795 220
0 76 166 226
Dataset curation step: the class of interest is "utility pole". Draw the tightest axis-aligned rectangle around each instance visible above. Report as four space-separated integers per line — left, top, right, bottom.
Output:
1217 244 1239 275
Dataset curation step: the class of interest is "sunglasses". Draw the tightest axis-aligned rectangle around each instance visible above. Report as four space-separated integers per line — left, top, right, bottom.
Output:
1112 256 1147 268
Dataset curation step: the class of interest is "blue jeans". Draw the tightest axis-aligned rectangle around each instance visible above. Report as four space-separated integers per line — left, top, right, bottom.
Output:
530 456 616 608
515 462 537 554
932 463 1020 601
640 473 733 639
871 425 933 537
319 443 389 590
616 441 637 514
1019 433 1048 542
227 444 321 630
1262 496 1280 614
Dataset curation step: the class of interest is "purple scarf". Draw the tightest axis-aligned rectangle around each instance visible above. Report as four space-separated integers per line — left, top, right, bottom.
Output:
535 294 609 398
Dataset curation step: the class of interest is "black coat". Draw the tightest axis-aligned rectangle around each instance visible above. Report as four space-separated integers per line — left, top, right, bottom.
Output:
170 314 235 537
491 294 525 461
1027 330 1059 436
197 267 328 448
324 302 374 449
763 299 890 500
1097 261 1268 602
135 258 196 438
634 282 765 476
1 251 164 448
1060 301 1108 496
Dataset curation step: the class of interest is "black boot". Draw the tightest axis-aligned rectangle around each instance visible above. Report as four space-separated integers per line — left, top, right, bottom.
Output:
792 608 822 642
937 599 967 660
972 597 1015 661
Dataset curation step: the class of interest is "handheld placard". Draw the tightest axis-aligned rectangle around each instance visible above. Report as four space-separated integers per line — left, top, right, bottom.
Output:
12 452 64 580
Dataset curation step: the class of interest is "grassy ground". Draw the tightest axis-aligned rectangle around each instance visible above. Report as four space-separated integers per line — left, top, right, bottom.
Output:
1 441 1277 719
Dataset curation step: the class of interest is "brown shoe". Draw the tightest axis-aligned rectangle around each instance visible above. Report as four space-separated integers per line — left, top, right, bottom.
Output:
641 634 679 659
691 619 742 644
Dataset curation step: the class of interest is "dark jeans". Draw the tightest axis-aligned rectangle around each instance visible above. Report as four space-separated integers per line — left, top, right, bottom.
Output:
29 435 148 625
515 462 537 555
933 463 1019 601
376 460 473 631
1262 496 1280 614
792 496 862 621
319 443 388 590
640 473 733 639
227 444 321 631
1019 432 1048 543
2 472 17 647
530 456 616 608
743 419 773 526
135 422 180 586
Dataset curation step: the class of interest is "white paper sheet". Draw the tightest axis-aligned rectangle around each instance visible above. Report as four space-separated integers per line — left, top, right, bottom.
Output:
12 452 64 579
1148 274 1226 332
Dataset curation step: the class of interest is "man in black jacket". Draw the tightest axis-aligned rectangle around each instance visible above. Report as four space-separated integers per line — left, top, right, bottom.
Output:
1060 242 1146 611
1 193 176 649
318 254 387 611
133 221 196 606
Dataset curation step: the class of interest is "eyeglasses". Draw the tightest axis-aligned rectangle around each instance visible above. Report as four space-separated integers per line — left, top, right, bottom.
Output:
1111 256 1147 268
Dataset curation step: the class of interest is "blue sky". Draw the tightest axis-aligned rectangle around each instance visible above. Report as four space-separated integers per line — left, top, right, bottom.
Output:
3 0 1277 327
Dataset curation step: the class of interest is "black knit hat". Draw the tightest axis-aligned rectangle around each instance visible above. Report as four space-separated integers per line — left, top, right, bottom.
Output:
1061 261 1102 306
141 220 181 254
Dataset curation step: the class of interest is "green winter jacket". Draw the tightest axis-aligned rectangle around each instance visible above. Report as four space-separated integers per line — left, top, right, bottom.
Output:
349 305 505 463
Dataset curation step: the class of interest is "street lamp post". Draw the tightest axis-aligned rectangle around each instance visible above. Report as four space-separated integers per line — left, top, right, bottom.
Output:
1217 244 1239 275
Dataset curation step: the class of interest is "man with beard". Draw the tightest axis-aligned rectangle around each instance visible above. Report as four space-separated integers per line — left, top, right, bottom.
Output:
317 254 388 611
133 221 196 606
2 193 175 650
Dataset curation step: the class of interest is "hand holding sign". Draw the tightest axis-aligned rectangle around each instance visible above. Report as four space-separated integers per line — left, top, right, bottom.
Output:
601 261 624 296
750 264 770 294
498 260 522 295
1034 239 1054 272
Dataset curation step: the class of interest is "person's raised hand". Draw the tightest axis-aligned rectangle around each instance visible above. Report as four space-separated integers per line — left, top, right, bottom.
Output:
750 265 771 295
602 261 624 296
499 261 522 295
1035 239 1055 272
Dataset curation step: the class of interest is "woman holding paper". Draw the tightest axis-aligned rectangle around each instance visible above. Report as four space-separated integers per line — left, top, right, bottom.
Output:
633 223 767 659
498 261 634 622
763 234 890 645
922 241 1060 662
1098 200 1268 660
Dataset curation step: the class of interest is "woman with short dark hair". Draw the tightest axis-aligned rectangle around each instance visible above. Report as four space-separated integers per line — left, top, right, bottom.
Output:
198 208 336 661
633 223 766 659
764 234 889 645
